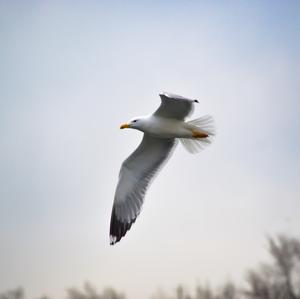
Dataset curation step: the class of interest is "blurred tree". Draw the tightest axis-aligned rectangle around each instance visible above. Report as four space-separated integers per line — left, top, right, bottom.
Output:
219 282 239 299
194 282 239 299
66 283 125 299
176 286 185 299
1 235 299 299
245 235 300 299
0 287 24 299
195 285 214 299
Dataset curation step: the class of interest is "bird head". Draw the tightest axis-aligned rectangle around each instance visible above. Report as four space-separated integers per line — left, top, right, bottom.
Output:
120 117 144 130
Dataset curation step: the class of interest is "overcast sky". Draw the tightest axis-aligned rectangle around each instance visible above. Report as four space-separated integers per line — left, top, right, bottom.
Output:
1 1 300 299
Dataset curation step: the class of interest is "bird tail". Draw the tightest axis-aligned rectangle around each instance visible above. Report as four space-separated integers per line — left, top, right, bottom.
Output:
180 115 216 154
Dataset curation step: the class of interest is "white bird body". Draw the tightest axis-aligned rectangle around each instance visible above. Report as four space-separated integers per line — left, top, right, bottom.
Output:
134 115 193 139
109 92 215 245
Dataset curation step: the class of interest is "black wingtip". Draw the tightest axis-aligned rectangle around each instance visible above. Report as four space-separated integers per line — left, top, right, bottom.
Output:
109 235 117 245
109 207 136 245
194 99 199 103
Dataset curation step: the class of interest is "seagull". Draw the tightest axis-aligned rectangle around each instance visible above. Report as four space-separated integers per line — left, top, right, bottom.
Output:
110 92 215 245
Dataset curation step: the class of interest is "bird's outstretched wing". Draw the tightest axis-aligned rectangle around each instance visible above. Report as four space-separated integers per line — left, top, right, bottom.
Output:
110 134 177 245
154 92 198 120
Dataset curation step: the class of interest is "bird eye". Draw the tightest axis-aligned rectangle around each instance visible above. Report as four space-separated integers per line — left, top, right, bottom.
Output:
132 119 138 123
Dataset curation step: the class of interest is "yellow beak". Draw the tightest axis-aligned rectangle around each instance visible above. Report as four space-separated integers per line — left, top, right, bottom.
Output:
120 123 130 129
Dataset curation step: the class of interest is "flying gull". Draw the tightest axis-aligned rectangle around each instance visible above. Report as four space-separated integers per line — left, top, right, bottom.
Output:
110 92 215 245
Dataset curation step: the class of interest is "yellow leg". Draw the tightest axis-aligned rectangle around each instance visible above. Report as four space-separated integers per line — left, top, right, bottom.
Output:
192 129 208 138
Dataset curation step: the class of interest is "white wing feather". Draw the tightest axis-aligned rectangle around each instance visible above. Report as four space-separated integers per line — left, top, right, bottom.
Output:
110 134 177 245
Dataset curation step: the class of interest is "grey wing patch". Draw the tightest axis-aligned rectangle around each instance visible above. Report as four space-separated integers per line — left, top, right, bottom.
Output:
154 92 198 120
110 134 177 245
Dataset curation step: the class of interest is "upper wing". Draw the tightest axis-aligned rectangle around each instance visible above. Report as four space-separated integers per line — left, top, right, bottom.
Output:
110 134 177 245
154 92 198 120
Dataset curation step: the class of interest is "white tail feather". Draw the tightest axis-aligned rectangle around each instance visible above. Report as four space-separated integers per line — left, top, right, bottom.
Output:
180 115 215 154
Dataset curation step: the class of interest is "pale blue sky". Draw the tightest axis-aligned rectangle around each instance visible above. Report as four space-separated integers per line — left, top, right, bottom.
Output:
0 1 300 299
